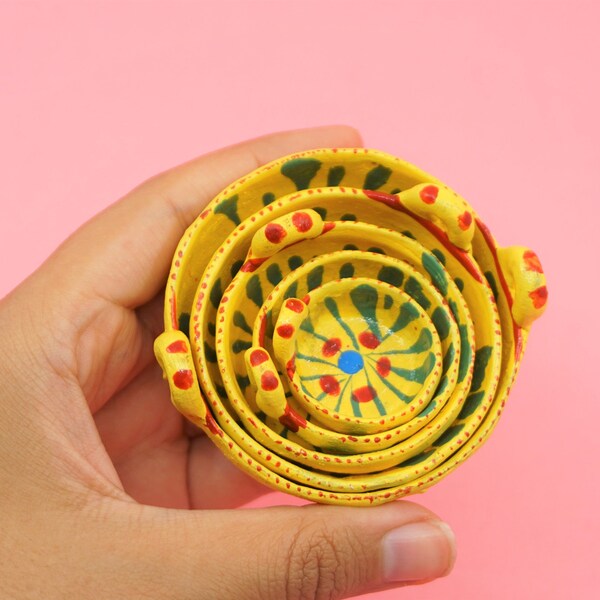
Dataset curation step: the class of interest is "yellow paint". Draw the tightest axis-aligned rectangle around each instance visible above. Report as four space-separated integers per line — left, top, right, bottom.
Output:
154 148 547 505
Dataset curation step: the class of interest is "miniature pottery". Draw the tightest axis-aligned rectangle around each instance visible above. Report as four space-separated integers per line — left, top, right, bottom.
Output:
154 148 547 506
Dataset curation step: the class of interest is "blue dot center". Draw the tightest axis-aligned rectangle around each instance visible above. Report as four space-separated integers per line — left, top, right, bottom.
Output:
338 350 364 374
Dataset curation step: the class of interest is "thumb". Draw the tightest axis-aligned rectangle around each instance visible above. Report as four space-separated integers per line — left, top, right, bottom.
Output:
136 501 455 599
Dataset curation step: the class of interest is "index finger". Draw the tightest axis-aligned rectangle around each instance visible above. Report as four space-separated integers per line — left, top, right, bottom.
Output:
44 125 363 308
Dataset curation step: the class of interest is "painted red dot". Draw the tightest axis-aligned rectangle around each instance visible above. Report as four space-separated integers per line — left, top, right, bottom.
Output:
363 190 400 208
249 349 269 366
166 340 188 353
279 405 307 432
529 285 548 309
322 337 341 357
285 298 304 313
277 323 295 338
457 210 473 231
319 375 340 396
258 315 267 345
352 385 377 403
292 211 313 232
204 412 222 436
359 331 380 349
523 250 543 273
376 357 391 377
264 223 287 244
261 371 279 391
286 356 296 379
419 185 438 204
172 369 193 390
241 258 265 272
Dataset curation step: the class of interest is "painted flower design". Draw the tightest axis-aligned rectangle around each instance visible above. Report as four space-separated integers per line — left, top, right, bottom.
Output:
294 283 438 420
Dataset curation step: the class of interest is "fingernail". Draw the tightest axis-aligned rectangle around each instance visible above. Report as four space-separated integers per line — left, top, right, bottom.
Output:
381 520 456 582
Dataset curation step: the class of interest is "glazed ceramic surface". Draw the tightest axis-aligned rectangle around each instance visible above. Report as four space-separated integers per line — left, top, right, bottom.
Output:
154 148 547 506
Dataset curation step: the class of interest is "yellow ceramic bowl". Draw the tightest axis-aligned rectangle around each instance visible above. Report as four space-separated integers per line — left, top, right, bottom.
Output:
154 148 547 506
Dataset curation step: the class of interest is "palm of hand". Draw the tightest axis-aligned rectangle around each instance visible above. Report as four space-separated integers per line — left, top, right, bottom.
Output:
22 224 264 512
79 292 261 509
83 293 192 508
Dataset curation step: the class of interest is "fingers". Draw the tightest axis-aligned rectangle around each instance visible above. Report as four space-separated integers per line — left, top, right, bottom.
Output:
128 500 455 599
42 125 363 310
95 361 271 508
186 434 272 509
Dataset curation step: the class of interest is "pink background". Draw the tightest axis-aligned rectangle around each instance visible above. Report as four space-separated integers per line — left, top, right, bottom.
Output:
1 1 598 598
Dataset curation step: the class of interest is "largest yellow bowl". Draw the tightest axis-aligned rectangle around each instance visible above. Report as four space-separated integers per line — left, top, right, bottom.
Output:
154 148 547 506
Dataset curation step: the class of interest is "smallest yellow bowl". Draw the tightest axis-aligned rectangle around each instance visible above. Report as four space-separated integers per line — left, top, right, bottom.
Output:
283 277 443 433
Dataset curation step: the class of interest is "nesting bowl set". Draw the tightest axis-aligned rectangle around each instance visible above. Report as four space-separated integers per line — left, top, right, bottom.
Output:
154 148 547 505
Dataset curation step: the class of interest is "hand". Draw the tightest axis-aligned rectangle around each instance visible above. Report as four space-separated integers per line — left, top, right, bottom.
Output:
0 126 455 599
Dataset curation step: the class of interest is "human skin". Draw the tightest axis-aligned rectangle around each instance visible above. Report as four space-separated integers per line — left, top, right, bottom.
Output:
0 125 455 600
